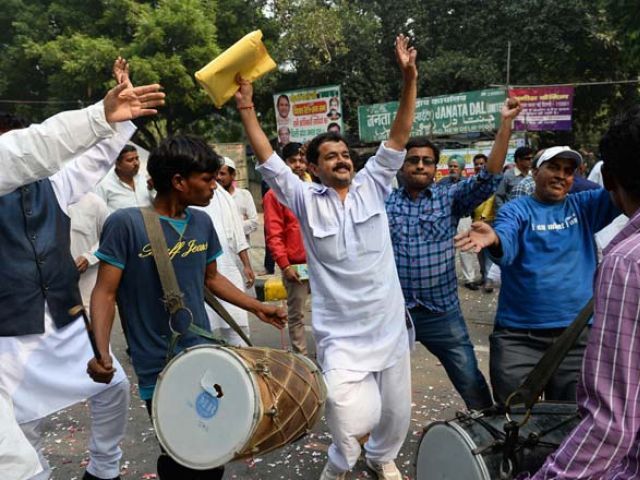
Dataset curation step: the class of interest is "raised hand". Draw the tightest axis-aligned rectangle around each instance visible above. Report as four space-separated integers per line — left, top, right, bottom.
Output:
454 221 500 253
112 56 131 87
395 34 418 79
502 97 522 121
103 82 165 123
234 74 254 109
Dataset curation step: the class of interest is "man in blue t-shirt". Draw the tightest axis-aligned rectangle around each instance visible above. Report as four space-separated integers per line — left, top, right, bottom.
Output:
87 135 286 480
455 146 620 404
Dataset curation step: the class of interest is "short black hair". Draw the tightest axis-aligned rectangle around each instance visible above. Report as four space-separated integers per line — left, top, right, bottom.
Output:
306 132 349 164
0 111 27 133
473 153 488 163
406 136 441 163
514 146 534 160
327 122 341 132
147 135 222 194
600 105 640 198
116 144 137 162
282 142 302 160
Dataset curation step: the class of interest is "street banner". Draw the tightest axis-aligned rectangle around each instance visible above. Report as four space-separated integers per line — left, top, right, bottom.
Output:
273 85 343 144
509 86 574 131
358 88 506 142
437 139 520 180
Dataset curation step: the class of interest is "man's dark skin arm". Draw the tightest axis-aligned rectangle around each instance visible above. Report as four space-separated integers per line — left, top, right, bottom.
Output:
87 262 122 384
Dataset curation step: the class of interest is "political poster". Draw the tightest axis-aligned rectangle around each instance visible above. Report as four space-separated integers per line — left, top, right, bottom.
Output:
358 88 506 142
509 86 574 131
273 85 343 144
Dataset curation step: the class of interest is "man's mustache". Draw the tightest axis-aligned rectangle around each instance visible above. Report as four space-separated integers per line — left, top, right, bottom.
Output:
333 162 352 171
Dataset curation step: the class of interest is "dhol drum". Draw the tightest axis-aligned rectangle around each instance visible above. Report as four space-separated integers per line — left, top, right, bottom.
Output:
152 345 326 470
415 402 580 479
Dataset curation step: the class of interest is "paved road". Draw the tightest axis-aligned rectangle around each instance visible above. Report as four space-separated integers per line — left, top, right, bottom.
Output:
42 216 500 479
42 281 497 480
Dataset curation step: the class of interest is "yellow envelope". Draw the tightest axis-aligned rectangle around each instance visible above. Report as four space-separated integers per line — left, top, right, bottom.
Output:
195 30 277 108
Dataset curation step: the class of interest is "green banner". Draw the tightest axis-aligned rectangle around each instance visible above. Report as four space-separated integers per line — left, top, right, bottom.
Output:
358 88 506 142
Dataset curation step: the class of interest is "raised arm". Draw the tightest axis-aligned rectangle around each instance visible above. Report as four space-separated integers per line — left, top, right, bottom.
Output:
235 77 274 163
387 34 418 151
485 98 521 174
0 59 164 195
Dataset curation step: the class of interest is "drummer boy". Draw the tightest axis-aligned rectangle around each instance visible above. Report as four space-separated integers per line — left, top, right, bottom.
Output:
87 134 286 479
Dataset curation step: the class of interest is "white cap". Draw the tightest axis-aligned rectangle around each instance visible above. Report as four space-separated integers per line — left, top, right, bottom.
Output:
535 146 582 168
223 157 236 170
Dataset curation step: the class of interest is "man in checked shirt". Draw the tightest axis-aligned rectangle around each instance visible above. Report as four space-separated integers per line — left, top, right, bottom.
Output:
521 105 640 479
385 98 521 410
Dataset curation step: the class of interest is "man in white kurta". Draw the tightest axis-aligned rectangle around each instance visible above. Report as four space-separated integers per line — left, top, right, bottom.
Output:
0 76 164 480
69 192 111 308
236 35 418 480
197 183 253 345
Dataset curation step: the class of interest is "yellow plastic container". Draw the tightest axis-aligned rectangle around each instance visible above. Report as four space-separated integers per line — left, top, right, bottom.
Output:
261 277 287 302
195 30 276 108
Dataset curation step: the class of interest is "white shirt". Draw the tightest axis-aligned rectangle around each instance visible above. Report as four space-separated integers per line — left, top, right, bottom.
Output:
69 192 110 266
230 188 258 240
588 160 604 187
95 168 152 212
257 143 408 372
0 102 115 195
196 185 250 328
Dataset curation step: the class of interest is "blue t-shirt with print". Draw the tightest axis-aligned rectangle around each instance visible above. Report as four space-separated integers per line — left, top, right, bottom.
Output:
96 207 222 397
492 189 620 329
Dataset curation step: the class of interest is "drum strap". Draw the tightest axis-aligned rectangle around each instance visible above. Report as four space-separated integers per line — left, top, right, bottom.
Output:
507 298 594 411
203 288 253 346
140 207 239 360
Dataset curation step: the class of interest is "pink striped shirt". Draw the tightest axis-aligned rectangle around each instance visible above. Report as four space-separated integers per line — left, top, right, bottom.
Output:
530 208 640 479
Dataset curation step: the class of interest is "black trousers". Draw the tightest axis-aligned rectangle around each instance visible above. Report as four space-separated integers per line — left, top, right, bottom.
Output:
145 400 225 480
490 326 591 405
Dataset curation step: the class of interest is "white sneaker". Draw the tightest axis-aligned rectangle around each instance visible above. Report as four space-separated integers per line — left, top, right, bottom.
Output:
365 458 402 480
319 461 347 480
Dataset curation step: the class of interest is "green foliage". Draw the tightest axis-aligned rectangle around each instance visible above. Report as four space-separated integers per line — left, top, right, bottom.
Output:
0 0 638 150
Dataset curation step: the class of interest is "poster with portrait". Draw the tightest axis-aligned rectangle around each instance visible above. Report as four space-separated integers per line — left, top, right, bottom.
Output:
273 85 343 145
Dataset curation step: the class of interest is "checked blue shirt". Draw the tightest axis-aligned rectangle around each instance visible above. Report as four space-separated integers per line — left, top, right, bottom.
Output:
386 169 501 312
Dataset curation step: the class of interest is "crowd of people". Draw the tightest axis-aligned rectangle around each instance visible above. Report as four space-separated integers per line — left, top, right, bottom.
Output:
1 36 640 480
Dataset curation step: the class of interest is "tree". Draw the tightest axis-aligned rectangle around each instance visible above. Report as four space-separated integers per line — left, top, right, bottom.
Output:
0 0 222 148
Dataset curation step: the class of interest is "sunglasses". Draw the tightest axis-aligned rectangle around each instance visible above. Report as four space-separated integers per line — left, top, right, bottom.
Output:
405 156 436 166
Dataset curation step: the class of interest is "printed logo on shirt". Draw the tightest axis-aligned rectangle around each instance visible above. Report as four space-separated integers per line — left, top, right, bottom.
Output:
531 214 578 232
138 240 208 259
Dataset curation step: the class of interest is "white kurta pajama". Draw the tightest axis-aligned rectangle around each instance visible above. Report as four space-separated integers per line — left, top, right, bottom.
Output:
69 192 110 309
0 113 133 479
257 143 412 472
197 185 251 345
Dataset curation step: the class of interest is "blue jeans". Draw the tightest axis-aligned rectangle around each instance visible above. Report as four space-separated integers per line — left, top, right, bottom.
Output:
410 306 493 410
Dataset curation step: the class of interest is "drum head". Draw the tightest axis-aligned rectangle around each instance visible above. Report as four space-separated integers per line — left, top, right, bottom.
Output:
152 345 260 470
416 421 489 480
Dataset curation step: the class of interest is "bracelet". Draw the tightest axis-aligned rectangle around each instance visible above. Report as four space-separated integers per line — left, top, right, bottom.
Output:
283 265 292 271
238 104 254 110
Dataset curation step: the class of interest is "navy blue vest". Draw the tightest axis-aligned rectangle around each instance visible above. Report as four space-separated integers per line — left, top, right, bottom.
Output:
0 180 82 336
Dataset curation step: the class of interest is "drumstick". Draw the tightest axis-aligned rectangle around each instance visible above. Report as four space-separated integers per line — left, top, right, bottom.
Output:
69 304 101 361
280 299 288 351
